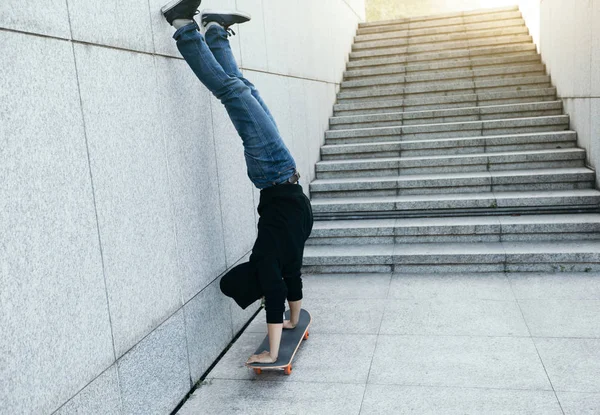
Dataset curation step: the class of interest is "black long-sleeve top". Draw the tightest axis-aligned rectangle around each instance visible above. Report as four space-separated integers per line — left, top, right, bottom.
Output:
249 182 313 323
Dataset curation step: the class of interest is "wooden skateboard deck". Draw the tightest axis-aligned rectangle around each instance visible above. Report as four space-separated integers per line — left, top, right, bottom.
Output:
246 309 311 375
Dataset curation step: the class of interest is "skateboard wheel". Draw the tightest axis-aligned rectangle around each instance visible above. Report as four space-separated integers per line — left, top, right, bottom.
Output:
303 331 309 340
253 368 262 375
284 365 292 375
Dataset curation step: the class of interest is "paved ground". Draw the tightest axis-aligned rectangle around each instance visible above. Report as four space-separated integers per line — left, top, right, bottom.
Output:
177 273 600 414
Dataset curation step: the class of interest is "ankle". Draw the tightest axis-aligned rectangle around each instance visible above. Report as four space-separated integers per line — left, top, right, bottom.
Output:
283 320 297 329
173 19 194 29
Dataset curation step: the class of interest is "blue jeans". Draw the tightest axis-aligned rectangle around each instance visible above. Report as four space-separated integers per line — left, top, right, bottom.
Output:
174 21 298 189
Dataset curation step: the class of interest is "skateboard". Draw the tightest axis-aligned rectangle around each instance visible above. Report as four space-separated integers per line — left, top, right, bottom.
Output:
246 308 311 375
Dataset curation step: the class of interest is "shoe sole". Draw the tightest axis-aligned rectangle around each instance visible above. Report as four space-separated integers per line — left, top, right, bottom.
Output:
200 9 251 23
161 0 187 14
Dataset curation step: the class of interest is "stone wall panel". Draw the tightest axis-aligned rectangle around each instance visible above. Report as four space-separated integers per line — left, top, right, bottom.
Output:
0 0 70 38
68 0 154 52
117 310 190 415
237 0 269 71
155 55 227 302
74 44 182 357
54 367 122 415
184 279 233 383
0 33 114 414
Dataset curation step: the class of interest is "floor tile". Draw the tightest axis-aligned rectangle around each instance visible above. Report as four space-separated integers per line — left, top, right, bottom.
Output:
519 299 600 337
380 298 529 336
302 273 391 299
535 338 600 392
509 273 600 299
389 273 514 300
556 391 600 415
177 379 364 415
361 384 562 414
369 335 551 390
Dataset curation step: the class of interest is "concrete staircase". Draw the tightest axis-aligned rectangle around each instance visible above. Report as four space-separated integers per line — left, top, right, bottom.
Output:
303 6 600 274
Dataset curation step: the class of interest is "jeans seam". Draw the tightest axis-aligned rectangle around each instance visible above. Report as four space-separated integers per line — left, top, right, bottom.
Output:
198 32 277 171
187 32 273 181
238 87 278 164
245 151 267 180
202 26 286 174
189 33 226 88
206 29 243 78
203 29 278 168
179 24 294 189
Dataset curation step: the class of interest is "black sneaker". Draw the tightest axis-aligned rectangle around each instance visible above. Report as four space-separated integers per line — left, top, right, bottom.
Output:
161 0 202 25
200 9 251 29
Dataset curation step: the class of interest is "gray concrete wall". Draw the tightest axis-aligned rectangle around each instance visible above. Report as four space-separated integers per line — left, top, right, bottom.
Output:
539 0 600 184
0 0 364 413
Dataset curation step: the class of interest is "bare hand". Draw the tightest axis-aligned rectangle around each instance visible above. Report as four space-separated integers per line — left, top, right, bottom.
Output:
246 350 276 364
282 320 297 329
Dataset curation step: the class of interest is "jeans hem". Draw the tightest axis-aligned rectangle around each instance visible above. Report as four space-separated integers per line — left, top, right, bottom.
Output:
173 20 200 40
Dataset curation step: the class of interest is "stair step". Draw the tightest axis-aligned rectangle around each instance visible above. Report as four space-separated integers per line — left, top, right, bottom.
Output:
339 75 550 100
338 75 551 103
301 241 600 273
344 54 542 80
347 44 537 69
307 214 600 244
321 130 576 160
353 26 529 51
337 76 551 104
316 148 584 179
356 17 525 44
349 44 537 69
350 34 532 61
323 130 576 159
341 64 547 91
310 168 595 198
310 190 600 221
330 102 562 130
304 6 597 275
325 115 569 145
358 6 518 28
357 11 522 36
334 88 557 116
